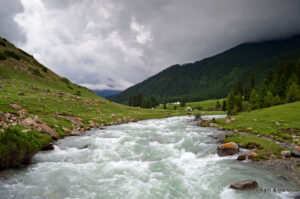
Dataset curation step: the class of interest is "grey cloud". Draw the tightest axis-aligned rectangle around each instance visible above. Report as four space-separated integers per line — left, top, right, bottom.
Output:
0 0 25 43
3 0 300 90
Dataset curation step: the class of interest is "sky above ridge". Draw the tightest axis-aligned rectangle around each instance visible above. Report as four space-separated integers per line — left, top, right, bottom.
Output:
1 0 300 90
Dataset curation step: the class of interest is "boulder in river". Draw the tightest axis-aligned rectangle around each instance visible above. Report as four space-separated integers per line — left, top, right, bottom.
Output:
237 154 247 161
230 180 258 190
217 142 239 156
248 151 257 159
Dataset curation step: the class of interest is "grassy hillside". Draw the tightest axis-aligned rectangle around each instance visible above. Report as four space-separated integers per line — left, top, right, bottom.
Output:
0 37 187 169
109 35 300 104
216 101 300 145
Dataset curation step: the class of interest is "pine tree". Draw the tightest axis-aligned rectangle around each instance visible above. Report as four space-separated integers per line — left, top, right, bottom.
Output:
250 72 256 90
273 95 281 105
215 100 221 110
226 91 235 115
286 81 300 102
264 91 273 107
174 105 177 110
235 94 243 112
249 89 258 110
128 97 133 106
180 99 185 107
163 103 167 110
222 100 227 112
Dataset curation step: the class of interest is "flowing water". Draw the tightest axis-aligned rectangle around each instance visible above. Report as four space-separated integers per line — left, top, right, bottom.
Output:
0 116 299 199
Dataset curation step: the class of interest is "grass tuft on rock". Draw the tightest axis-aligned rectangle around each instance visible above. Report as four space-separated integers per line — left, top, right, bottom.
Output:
0 127 51 169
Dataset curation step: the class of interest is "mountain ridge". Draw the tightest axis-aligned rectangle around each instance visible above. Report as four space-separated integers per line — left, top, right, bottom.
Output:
109 35 300 104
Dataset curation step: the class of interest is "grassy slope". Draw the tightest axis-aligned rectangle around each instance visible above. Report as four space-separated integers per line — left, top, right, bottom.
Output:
0 38 187 137
215 101 300 159
216 101 300 144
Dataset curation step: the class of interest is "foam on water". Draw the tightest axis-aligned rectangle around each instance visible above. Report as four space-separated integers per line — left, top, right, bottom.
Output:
0 116 298 199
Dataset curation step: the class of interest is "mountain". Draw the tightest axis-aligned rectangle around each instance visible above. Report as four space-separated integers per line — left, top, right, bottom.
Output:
93 89 122 98
109 35 300 104
0 37 183 170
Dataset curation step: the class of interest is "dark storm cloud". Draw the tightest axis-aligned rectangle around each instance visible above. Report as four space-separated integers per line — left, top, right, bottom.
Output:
3 0 300 90
0 0 25 43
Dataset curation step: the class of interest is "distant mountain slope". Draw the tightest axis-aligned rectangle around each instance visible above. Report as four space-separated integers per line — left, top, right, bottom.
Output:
93 89 121 98
109 35 300 104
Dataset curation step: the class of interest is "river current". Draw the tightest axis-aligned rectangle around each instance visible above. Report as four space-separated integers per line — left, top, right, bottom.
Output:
0 116 298 199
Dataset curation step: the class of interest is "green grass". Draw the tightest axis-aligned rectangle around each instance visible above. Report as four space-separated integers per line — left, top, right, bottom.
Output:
156 99 226 115
216 101 300 145
225 133 285 160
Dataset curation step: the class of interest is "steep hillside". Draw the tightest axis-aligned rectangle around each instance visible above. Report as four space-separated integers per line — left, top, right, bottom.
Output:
109 35 300 104
0 37 184 169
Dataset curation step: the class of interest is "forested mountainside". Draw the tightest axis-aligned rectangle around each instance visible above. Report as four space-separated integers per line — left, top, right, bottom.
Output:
109 35 300 104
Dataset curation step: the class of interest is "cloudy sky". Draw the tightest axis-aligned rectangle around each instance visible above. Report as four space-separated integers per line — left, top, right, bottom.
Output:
1 0 300 90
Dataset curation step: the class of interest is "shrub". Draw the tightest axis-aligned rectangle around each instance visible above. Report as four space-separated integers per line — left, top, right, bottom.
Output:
4 50 20 60
61 77 70 84
0 40 6 47
75 91 81 96
0 52 6 60
28 67 44 77
18 48 33 58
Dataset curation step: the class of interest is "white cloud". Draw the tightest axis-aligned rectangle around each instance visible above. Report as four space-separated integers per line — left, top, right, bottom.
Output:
130 17 152 44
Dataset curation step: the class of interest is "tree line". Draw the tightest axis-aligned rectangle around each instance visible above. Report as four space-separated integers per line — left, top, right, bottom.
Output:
128 93 158 108
222 59 300 115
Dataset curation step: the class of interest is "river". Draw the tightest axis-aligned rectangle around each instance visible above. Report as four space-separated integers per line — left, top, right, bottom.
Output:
0 116 299 199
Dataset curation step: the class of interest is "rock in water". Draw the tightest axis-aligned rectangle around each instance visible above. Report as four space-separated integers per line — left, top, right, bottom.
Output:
217 142 239 156
230 180 258 190
281 151 291 157
237 154 247 161
42 142 54 151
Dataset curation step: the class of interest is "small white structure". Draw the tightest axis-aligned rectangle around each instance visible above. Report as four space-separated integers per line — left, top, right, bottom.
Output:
185 107 192 111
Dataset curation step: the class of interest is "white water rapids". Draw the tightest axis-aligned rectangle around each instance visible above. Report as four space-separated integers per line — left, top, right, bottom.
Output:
0 116 299 199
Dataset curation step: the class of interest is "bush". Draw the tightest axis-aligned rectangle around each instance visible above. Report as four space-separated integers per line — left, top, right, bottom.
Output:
28 67 44 77
4 50 20 60
18 48 33 58
0 127 51 169
0 52 6 60
0 40 6 47
61 77 71 84
75 91 81 96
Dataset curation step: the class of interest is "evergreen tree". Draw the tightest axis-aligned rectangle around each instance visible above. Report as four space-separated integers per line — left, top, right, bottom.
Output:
250 72 256 90
249 89 258 110
258 85 267 108
286 81 300 102
215 100 221 110
128 97 133 106
273 95 281 105
235 94 243 112
244 85 251 101
174 105 177 110
222 100 227 112
163 103 167 110
226 91 235 115
264 91 273 107
180 99 185 107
